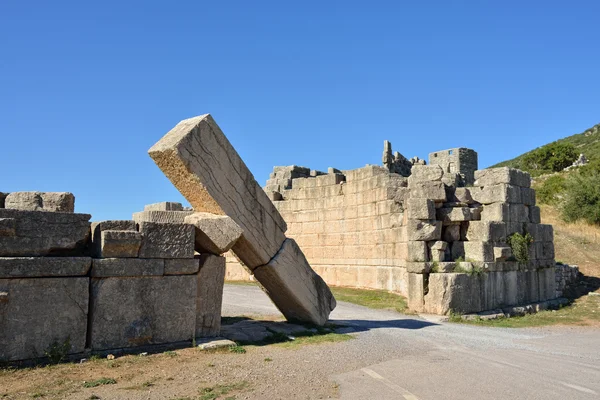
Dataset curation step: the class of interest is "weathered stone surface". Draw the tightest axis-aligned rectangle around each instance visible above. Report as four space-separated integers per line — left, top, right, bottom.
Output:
407 273 425 312
99 230 142 258
407 241 428 262
436 207 472 225
41 192 75 212
91 220 136 257
89 275 197 350
480 203 509 222
0 209 91 256
0 218 16 237
470 184 522 204
5 192 43 211
521 188 536 206
538 224 554 242
466 221 507 243
406 220 442 241
424 273 482 315
474 167 531 188
132 210 194 224
408 165 443 184
138 221 195 259
196 254 226 337
253 239 336 325
148 114 287 269
494 246 512 261
529 206 541 223
445 187 474 204
184 212 243 255
0 277 88 361
442 224 461 242
144 202 184 211
164 258 200 275
464 242 494 262
406 261 431 273
0 257 91 278
406 198 435 220
91 258 164 277
409 181 446 202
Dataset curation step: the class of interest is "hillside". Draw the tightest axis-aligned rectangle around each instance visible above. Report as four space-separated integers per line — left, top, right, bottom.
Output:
492 122 600 172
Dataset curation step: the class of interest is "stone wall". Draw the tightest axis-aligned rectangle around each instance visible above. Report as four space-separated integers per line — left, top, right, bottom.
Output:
0 197 226 362
555 263 579 297
429 148 478 186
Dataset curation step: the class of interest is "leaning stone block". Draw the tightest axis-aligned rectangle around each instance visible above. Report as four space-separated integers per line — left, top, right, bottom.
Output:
132 210 194 224
41 192 75 212
0 257 91 278
91 258 164 277
252 239 336 326
196 254 226 337
184 212 243 255
165 258 200 275
0 277 88 361
406 220 442 241
474 167 531 188
138 221 195 259
409 181 446 202
406 198 435 220
99 230 142 258
408 165 443 184
89 275 197 350
144 201 184 211
148 114 287 269
0 218 16 237
5 192 43 211
0 209 90 256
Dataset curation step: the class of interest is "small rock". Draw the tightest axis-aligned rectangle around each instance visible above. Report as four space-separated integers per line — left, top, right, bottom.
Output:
107 354 115 360
139 352 148 357
79 358 87 364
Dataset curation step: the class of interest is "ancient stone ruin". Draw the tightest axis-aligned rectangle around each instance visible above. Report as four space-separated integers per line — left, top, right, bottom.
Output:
229 140 568 317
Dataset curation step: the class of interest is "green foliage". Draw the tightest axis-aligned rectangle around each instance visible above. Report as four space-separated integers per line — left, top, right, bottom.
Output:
44 338 71 364
83 378 117 388
228 345 246 354
536 174 567 205
561 170 600 225
430 261 440 273
507 233 533 263
521 142 578 173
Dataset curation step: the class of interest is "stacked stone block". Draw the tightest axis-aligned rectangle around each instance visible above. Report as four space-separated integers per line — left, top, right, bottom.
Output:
0 195 229 362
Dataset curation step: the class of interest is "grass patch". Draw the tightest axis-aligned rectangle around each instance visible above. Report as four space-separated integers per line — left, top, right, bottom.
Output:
199 381 249 400
83 377 117 388
228 345 246 354
330 287 409 314
453 295 600 328
275 332 352 348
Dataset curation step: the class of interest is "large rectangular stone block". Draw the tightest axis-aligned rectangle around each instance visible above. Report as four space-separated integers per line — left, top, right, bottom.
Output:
148 114 287 269
4 192 43 211
132 210 194 224
89 275 197 350
144 202 184 211
470 184 522 204
0 257 91 278
424 273 482 315
0 218 16 237
91 258 164 277
40 192 75 212
464 242 494 262
466 221 507 242
0 209 90 257
406 220 442 241
409 182 446 202
138 221 195 259
407 272 425 312
185 212 243 255
252 239 336 325
474 167 531 188
0 277 88 361
196 254 226 337
100 230 142 258
436 207 472 225
164 258 200 275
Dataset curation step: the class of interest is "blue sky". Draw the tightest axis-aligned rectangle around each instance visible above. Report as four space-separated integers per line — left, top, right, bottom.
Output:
1 1 599 220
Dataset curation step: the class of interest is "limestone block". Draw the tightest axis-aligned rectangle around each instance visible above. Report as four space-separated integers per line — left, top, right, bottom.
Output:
445 187 474 204
0 277 88 361
407 273 425 312
529 206 541 223
148 114 287 269
526 269 539 303
5 192 43 211
470 184 522 204
184 212 244 255
521 188 536 206
437 207 472 225
91 258 164 277
407 241 429 262
40 192 75 212
451 241 465 261
89 275 197 350
409 181 446 202
442 225 461 242
408 165 443 184
509 204 529 223
424 273 482 315
266 191 283 201
99 230 142 258
474 167 531 188
0 257 91 278
0 218 16 237
464 242 494 262
538 224 554 242
315 173 345 186
132 210 195 224
406 261 431 273
252 239 336 325
436 262 456 272
536 241 555 260
0 209 91 257
503 271 518 306
196 254 226 337
91 220 136 257
164 258 200 275
144 202 184 211
466 221 507 242
494 246 512 261
480 203 509 222
406 220 442 241
138 221 195 259
480 272 504 310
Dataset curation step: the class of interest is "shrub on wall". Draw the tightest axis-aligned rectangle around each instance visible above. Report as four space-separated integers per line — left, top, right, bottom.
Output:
507 232 533 263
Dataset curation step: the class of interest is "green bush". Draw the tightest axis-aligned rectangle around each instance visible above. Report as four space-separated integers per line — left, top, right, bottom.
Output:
536 174 567 205
522 142 578 173
507 233 533 263
561 171 600 225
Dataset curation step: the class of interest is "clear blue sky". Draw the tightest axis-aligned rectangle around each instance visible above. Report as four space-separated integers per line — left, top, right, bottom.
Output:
1 1 599 220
